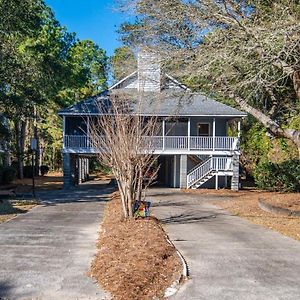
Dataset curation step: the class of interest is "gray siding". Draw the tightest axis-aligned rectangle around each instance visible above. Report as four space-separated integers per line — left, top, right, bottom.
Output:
157 117 229 137
190 117 228 136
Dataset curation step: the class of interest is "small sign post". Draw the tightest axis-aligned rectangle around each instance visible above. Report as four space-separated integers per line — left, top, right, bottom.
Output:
30 138 37 198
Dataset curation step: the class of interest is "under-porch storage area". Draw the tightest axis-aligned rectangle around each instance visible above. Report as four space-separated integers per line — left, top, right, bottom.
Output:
157 154 238 190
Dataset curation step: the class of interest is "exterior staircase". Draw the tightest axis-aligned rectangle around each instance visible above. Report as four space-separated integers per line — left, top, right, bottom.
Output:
187 156 233 189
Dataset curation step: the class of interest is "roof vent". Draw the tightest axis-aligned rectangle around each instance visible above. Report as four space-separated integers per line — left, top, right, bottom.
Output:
138 50 161 92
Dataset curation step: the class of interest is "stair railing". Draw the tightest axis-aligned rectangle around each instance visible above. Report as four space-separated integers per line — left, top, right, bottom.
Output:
188 155 211 175
187 158 213 188
187 157 233 188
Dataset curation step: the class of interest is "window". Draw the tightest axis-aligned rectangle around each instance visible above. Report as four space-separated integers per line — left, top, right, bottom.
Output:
197 123 210 136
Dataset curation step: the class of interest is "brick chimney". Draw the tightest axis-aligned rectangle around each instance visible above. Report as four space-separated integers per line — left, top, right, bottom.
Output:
138 50 161 92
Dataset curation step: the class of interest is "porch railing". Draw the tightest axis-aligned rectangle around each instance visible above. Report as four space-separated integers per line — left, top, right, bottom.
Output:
64 135 239 151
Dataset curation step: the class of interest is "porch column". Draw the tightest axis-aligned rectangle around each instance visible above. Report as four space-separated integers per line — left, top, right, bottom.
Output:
173 155 177 187
180 154 188 189
238 120 241 138
83 158 87 182
231 154 240 191
63 153 71 189
162 118 165 151
78 157 82 184
215 157 219 190
87 117 90 147
85 158 89 181
63 116 66 150
86 157 89 180
187 118 191 151
212 118 216 151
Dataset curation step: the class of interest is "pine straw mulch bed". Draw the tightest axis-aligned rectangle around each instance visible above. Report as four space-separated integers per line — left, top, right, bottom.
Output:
0 199 37 223
90 192 182 300
185 189 300 241
12 172 63 192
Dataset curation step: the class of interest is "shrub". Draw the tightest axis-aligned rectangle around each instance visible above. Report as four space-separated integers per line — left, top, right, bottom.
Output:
2 166 17 184
40 165 49 176
254 159 300 192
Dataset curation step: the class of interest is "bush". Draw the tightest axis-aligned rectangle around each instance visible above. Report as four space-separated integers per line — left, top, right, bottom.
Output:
40 165 49 176
1 166 17 184
254 159 300 192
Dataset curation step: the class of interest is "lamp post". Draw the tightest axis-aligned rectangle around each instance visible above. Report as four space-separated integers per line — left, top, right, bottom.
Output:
30 138 37 198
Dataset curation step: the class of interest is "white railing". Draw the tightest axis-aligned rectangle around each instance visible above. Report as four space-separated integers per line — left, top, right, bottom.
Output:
187 157 233 188
64 135 239 151
187 158 213 188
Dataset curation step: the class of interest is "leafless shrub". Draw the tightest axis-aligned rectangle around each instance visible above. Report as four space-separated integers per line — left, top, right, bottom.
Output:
89 90 159 218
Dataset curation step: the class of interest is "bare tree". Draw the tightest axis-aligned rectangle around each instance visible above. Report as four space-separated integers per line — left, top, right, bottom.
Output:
117 0 300 156
89 90 159 218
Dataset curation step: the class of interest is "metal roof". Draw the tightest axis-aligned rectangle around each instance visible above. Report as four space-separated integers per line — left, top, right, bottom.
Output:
58 89 247 118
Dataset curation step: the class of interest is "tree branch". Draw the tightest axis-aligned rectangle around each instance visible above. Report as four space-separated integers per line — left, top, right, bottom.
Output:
234 95 300 151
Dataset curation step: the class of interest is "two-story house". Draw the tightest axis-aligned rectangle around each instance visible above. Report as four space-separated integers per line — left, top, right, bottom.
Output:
58 51 246 190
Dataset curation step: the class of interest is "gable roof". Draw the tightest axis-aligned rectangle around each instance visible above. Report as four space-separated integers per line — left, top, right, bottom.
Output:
109 71 138 90
108 71 190 92
59 63 246 118
58 89 247 117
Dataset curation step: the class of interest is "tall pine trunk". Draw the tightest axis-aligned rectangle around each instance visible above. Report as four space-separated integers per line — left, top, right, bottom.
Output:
15 119 27 179
33 106 41 176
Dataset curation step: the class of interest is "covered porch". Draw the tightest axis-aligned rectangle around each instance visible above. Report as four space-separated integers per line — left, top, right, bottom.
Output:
62 116 241 154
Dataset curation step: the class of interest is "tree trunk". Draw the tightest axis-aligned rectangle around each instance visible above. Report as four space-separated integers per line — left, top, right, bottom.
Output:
33 106 41 176
127 188 134 218
15 119 27 179
235 96 300 157
34 126 41 176
293 71 300 101
117 179 129 218
3 139 11 167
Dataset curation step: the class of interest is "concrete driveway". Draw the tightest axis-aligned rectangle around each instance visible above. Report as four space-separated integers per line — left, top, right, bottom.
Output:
150 188 300 300
0 181 112 300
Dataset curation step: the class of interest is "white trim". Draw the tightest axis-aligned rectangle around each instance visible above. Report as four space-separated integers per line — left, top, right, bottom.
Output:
108 71 138 90
63 116 66 150
63 148 240 156
162 118 166 151
173 155 177 187
187 118 191 150
215 156 219 190
165 73 190 91
213 118 216 151
59 112 247 117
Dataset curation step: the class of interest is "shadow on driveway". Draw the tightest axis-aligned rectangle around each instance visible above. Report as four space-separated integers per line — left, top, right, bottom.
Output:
36 181 115 205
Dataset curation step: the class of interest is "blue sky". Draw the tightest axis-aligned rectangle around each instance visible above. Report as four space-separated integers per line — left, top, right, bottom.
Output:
46 0 129 56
